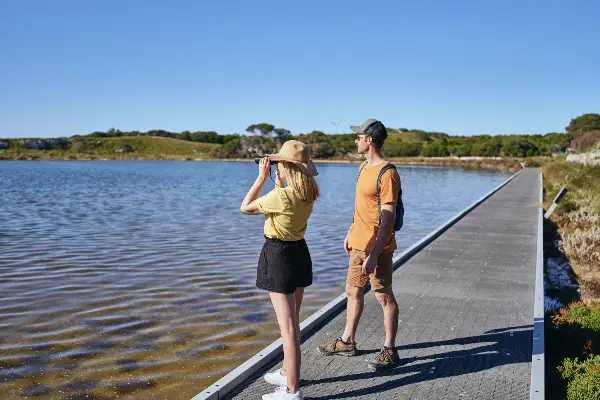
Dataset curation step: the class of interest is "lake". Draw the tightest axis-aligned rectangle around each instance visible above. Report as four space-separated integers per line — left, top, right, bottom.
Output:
0 161 511 399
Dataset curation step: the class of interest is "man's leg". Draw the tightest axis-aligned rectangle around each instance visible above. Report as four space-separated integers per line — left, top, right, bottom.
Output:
316 250 365 356
367 252 400 371
342 283 364 343
374 286 398 347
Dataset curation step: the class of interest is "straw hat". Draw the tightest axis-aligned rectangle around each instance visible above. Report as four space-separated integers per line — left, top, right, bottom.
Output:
269 140 318 176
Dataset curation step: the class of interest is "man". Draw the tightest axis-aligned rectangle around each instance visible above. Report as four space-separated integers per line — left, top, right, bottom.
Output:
317 118 401 371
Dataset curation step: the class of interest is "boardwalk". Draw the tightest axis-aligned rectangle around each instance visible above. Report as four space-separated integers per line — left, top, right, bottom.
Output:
207 168 541 400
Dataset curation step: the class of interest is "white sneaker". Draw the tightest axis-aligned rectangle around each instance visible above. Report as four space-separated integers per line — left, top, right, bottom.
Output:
264 368 288 386
262 386 303 400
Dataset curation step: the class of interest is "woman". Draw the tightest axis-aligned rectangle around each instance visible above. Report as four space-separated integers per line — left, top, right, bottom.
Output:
240 140 319 400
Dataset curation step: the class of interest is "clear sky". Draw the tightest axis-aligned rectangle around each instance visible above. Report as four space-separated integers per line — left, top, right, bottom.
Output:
1 0 598 138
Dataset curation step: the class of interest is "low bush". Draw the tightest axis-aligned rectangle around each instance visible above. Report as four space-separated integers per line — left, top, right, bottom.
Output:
558 355 600 400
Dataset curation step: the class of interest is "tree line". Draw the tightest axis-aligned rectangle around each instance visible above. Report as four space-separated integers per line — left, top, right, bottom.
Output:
72 113 599 159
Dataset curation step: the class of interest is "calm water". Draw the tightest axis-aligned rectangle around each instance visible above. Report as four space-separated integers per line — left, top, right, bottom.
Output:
0 161 510 399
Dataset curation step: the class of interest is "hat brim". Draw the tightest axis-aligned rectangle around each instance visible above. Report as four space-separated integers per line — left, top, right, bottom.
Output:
268 154 318 176
350 125 364 134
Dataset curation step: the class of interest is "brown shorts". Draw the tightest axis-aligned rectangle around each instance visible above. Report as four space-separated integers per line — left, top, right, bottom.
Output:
346 249 393 291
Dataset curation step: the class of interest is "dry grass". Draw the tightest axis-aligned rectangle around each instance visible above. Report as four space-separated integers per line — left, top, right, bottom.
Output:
544 162 600 304
559 226 600 304
560 226 600 265
543 161 600 398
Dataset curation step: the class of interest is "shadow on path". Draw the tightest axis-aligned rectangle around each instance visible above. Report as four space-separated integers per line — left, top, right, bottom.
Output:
304 326 532 399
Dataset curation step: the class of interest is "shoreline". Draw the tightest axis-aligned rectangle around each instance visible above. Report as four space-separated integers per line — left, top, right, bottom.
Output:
0 155 527 172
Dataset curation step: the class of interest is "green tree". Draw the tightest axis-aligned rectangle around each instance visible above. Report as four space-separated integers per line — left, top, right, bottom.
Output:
420 142 447 157
192 131 220 143
487 137 503 157
179 131 192 141
71 142 86 153
220 138 242 157
246 123 275 137
470 142 486 157
385 142 422 157
454 143 472 157
502 138 539 157
566 113 600 136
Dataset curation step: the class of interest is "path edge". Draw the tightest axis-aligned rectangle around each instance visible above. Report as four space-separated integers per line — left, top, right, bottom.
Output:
530 170 545 399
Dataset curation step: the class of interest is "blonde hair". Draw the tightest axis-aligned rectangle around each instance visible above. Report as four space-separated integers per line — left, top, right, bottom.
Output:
281 162 320 202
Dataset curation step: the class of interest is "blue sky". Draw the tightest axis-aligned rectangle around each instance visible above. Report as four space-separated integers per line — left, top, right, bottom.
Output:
1 0 598 138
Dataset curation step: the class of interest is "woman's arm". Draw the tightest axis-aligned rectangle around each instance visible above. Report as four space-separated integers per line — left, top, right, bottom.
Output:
240 156 270 215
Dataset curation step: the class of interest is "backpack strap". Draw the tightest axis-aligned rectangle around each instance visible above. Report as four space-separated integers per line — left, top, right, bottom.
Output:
376 163 397 227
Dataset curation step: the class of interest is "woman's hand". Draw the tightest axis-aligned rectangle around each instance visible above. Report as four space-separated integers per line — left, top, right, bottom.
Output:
258 156 270 181
241 157 269 215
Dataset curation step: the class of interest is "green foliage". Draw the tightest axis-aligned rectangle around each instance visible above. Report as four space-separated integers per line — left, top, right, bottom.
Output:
563 304 600 331
178 131 192 141
71 142 86 153
385 141 422 157
545 163 600 216
296 131 334 158
502 137 539 157
327 134 357 157
212 137 241 158
246 123 275 137
558 355 600 400
191 131 221 143
420 142 448 157
7 114 594 160
566 113 600 137
119 143 133 153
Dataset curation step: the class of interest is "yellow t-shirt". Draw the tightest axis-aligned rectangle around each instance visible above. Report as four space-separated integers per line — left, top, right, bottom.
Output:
349 162 400 253
257 186 314 241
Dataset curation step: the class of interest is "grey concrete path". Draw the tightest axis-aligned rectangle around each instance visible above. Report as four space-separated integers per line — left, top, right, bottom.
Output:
225 168 540 400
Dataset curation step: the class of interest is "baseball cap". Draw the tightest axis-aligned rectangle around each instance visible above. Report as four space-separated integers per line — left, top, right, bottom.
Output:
350 119 383 134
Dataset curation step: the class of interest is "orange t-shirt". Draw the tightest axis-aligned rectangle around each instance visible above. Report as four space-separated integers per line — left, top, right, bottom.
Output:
348 161 400 253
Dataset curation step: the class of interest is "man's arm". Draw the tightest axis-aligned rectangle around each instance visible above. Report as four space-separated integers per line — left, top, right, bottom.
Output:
370 205 395 257
344 224 353 254
361 205 395 274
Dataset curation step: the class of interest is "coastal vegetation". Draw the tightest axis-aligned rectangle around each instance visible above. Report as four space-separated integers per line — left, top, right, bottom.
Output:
543 160 600 399
3 113 599 163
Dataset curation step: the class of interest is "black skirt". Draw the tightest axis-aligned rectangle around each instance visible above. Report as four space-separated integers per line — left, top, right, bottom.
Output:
256 237 312 294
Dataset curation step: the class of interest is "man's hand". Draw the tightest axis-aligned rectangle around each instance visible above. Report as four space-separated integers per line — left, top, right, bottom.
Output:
362 254 377 275
344 232 352 254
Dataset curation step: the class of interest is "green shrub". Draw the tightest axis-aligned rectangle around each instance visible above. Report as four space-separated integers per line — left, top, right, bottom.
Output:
71 142 86 153
563 303 600 331
559 355 600 400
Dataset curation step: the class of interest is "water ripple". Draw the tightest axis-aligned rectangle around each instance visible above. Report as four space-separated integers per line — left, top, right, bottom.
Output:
0 161 510 399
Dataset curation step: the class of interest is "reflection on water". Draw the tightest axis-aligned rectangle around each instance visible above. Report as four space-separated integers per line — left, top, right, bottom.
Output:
0 161 510 399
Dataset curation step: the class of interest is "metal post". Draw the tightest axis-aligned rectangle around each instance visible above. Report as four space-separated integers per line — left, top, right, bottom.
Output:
544 186 567 219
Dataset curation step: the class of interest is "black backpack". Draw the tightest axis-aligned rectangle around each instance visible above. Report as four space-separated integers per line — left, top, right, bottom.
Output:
358 162 404 231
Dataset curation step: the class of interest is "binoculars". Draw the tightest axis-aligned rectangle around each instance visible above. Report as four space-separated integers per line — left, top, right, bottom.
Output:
254 156 279 165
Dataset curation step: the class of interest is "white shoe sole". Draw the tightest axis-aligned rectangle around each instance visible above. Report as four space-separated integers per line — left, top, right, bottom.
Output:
264 373 287 386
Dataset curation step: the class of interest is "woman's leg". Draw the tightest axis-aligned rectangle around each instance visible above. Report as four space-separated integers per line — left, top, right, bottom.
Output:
270 291 300 393
281 287 304 377
294 287 305 324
